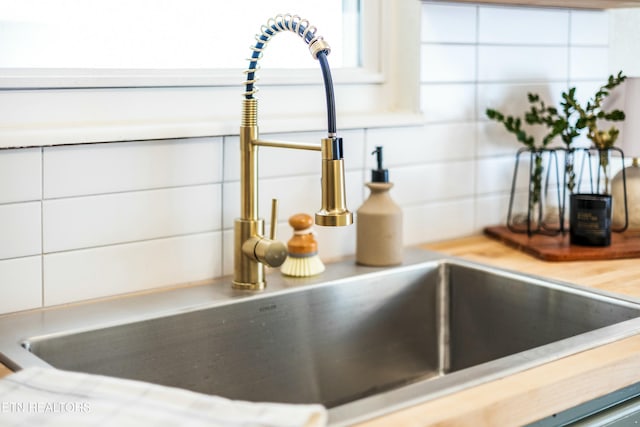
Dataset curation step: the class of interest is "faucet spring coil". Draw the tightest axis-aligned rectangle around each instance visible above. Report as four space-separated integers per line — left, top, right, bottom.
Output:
241 99 258 127
243 14 328 98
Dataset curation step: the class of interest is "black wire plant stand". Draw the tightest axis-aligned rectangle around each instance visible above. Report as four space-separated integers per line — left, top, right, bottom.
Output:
506 147 629 237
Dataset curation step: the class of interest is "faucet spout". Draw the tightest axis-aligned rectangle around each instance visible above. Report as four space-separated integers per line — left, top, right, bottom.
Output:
233 14 352 291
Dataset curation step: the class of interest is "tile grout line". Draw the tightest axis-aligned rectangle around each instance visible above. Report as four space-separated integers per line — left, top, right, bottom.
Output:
40 147 45 308
568 11 573 90
361 128 368 204
42 181 224 203
474 4 481 232
219 137 226 277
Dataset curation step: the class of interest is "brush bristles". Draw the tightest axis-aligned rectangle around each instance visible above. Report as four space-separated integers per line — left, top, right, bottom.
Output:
281 254 325 277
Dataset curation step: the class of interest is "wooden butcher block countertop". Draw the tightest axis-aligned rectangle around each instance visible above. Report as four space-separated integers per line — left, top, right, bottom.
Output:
2 235 640 426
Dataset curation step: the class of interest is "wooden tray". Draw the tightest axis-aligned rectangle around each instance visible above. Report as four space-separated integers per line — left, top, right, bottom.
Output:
483 225 640 261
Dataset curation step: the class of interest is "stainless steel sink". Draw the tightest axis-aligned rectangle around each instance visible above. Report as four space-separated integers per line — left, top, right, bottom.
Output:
2 249 640 426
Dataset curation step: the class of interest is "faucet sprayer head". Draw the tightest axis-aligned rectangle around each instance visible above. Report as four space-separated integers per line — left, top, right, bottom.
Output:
315 137 353 227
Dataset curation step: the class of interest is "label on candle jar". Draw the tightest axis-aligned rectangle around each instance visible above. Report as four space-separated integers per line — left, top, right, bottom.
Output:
570 194 612 247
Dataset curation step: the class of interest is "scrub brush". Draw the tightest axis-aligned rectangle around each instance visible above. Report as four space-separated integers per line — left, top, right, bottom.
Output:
281 213 325 277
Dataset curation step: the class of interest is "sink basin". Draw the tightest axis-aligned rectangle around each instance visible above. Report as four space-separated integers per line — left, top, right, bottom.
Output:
2 249 640 425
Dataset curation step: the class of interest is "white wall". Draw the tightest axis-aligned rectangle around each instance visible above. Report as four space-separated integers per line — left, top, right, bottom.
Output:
0 2 611 313
610 9 640 76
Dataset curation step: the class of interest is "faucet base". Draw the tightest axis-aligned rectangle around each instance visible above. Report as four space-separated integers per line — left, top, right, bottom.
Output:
231 280 266 291
233 218 266 290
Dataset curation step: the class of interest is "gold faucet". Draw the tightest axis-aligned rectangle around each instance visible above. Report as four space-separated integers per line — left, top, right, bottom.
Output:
233 15 353 291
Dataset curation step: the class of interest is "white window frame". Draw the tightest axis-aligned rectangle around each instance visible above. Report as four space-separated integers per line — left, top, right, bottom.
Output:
0 0 422 148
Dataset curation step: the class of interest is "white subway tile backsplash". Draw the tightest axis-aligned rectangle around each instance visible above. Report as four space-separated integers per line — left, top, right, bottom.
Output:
315 223 357 262
421 3 477 43
570 11 609 45
421 45 476 83
477 121 525 158
43 184 221 253
478 7 569 45
391 161 475 206
475 193 512 231
476 155 530 195
478 46 569 82
0 256 42 314
0 148 41 204
421 83 476 123
570 47 610 80
366 124 476 166
0 202 41 260
403 199 475 245
44 138 222 198
222 229 234 277
44 232 222 306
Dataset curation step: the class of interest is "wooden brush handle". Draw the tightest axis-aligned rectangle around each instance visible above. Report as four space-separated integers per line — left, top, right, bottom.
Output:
289 213 314 231
287 213 318 255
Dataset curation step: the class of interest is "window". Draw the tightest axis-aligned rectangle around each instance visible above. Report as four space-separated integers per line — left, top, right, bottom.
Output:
0 0 421 148
1 1 360 80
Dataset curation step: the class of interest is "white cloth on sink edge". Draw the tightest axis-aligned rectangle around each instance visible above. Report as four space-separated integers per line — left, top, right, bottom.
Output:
0 367 327 427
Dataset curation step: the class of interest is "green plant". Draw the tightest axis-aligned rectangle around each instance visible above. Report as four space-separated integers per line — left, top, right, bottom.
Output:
486 95 560 150
487 95 562 211
556 88 583 193
563 71 627 193
563 71 627 150
488 72 627 198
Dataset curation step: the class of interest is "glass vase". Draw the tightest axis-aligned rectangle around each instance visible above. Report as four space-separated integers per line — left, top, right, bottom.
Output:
507 148 562 236
596 149 612 195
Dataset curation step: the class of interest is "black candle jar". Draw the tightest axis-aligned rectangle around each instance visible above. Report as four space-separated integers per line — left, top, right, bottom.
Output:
569 193 612 247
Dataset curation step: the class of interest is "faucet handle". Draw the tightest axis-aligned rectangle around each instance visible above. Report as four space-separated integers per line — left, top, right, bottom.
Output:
259 198 287 267
241 233 287 268
253 238 287 268
240 199 287 268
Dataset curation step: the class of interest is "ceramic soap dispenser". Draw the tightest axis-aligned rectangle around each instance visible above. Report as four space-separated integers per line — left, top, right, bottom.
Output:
356 146 403 266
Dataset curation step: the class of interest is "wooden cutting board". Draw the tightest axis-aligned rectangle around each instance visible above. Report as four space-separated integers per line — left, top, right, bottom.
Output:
484 225 640 261
0 363 12 378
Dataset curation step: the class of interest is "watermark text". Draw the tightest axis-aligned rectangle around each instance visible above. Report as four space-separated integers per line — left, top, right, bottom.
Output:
1 401 90 414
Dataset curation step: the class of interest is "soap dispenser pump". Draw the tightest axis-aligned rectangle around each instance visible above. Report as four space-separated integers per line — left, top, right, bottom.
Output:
356 146 403 266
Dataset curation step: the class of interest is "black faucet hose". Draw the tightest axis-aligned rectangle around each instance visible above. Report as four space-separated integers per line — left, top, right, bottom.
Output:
317 50 337 136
